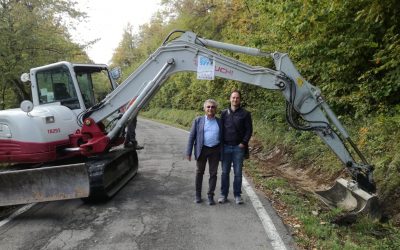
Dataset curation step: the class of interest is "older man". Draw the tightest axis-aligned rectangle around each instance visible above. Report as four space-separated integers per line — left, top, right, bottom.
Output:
186 99 222 205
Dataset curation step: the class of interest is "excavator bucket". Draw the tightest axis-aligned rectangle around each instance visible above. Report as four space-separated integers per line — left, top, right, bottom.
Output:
0 163 90 207
315 178 379 216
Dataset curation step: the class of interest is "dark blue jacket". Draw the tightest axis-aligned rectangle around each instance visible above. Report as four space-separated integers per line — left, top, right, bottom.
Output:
221 107 252 146
186 116 222 160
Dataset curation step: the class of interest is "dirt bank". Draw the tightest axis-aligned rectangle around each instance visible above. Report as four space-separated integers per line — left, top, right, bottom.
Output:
247 139 400 226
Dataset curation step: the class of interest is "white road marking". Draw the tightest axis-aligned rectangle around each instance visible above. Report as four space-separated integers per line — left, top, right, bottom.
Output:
243 177 287 250
0 203 36 228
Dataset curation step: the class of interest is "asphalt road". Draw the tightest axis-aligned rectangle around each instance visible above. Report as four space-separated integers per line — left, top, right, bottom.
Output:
0 118 295 250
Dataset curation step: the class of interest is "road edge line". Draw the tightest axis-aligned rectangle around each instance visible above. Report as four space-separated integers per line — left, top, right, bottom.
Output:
243 177 288 250
0 203 36 228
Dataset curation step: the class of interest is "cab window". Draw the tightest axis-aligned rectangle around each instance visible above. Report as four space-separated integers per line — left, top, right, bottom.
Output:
75 68 113 108
36 66 80 109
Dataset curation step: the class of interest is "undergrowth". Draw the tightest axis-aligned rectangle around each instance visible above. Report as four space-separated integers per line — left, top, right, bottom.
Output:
245 159 400 249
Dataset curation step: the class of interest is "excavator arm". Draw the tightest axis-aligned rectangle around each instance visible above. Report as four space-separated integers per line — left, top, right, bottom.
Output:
77 31 375 194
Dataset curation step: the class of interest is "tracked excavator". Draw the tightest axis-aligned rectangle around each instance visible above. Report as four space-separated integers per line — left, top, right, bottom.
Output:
0 30 378 215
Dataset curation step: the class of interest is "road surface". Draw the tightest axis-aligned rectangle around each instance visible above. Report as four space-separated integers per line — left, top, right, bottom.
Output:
0 118 295 249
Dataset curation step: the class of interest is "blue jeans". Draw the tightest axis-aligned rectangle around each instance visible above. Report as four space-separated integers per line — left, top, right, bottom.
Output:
221 144 244 198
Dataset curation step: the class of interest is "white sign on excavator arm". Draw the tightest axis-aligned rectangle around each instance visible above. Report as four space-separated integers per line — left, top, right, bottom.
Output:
197 55 215 80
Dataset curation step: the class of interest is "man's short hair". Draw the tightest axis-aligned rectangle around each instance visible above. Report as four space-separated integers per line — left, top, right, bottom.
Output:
203 99 218 110
230 90 241 98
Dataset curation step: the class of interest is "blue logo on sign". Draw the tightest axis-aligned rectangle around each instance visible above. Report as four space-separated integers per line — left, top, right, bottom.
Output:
199 57 211 66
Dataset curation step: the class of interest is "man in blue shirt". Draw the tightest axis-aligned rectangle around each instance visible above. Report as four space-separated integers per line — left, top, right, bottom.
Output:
186 99 222 205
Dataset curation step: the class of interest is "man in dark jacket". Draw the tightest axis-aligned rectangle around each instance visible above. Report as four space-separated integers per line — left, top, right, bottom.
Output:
219 90 252 204
186 99 222 205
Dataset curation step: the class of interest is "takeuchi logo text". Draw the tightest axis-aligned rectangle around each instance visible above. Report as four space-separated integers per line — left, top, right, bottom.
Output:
215 66 233 75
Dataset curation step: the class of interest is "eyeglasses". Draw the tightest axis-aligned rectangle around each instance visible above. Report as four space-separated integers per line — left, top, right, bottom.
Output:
206 105 216 109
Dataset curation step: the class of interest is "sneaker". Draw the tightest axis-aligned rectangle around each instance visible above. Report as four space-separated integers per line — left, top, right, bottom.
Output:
208 196 215 205
195 196 202 204
124 141 135 148
135 144 144 150
218 196 227 204
124 141 144 150
235 196 244 204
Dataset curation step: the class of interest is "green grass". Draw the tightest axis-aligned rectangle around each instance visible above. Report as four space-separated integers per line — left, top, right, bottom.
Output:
140 107 400 249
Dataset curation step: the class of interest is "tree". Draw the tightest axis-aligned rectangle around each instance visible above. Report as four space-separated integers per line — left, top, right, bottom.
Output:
0 0 87 109
111 23 141 69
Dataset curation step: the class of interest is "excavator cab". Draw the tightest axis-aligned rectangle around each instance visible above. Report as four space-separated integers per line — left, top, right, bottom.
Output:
32 62 116 112
0 62 133 206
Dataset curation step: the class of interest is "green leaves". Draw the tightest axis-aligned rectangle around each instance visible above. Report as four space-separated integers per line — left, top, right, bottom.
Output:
0 0 88 108
107 0 400 119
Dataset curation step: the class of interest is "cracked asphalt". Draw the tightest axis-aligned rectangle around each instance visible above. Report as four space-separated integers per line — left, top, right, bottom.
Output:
0 118 295 250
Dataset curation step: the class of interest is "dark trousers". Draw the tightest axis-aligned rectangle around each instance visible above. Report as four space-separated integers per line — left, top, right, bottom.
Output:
125 116 137 144
195 146 220 197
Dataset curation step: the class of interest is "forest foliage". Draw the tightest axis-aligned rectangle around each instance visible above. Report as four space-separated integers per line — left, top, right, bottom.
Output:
112 0 400 118
111 0 400 217
0 0 90 109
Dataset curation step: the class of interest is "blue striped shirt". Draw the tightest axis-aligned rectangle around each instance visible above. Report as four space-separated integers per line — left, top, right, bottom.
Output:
203 116 220 147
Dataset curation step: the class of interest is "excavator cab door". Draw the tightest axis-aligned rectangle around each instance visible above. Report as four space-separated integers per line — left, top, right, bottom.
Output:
74 65 115 109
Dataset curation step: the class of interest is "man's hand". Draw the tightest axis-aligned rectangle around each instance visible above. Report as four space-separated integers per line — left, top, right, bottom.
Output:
239 143 246 148
187 155 192 161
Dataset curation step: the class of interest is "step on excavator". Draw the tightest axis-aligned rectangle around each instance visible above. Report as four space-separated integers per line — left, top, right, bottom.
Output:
0 30 378 215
